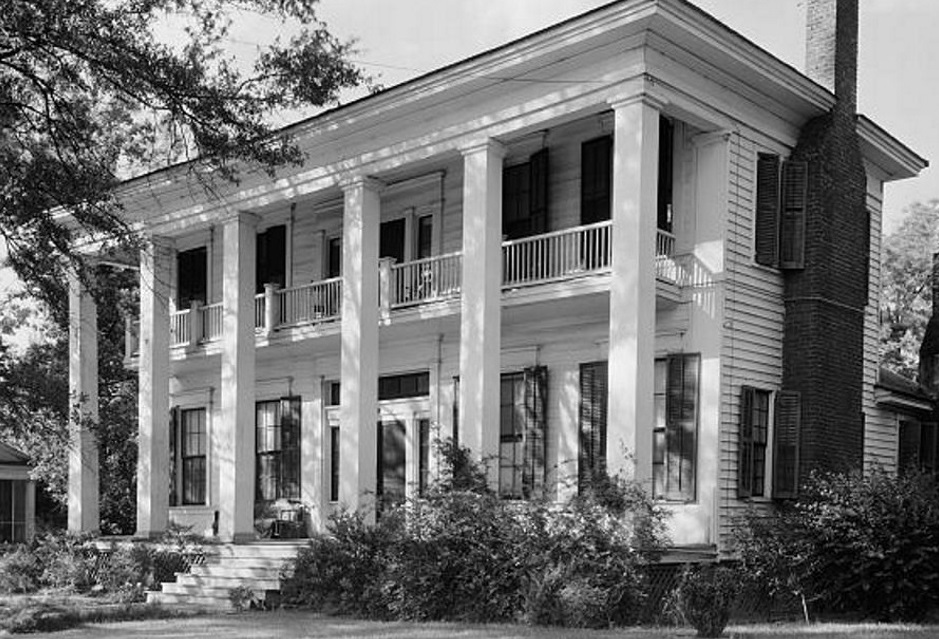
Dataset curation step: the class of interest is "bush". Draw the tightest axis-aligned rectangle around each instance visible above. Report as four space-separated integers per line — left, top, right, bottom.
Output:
97 544 154 602
675 565 739 637
282 439 669 627
0 545 43 593
33 533 97 592
736 469 939 622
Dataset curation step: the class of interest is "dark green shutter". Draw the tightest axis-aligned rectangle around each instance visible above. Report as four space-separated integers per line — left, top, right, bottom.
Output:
529 148 549 235
280 397 301 499
755 153 780 267
580 136 613 224
773 391 801 499
738 386 755 498
523 365 548 499
779 160 807 270
666 353 699 501
579 361 608 490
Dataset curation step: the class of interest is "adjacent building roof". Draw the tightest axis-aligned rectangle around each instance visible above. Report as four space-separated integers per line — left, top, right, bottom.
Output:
875 367 934 414
0 441 30 466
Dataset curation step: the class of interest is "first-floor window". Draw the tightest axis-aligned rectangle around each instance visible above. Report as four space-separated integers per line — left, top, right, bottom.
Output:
578 361 608 490
899 420 939 475
329 424 340 502
737 387 802 499
256 397 301 502
418 418 431 496
738 387 771 498
653 354 700 502
0 480 27 543
499 366 548 499
170 407 207 506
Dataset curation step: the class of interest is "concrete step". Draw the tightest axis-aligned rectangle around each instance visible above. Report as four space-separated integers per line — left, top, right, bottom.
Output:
187 565 290 580
176 573 281 591
161 582 274 598
211 542 307 559
147 591 233 610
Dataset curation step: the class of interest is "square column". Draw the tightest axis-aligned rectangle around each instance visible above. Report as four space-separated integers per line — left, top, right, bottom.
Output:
458 140 505 482
339 177 382 514
67 266 99 533
219 212 259 542
606 96 661 483
135 238 173 537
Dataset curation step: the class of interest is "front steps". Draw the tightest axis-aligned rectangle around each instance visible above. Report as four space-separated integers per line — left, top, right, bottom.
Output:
147 540 307 610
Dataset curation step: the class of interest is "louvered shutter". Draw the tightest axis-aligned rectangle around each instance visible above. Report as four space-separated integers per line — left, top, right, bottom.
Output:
579 361 608 490
922 422 938 473
529 148 549 235
779 160 807 270
523 365 548 499
755 154 780 267
169 406 180 506
280 397 301 499
452 376 460 444
738 386 755 498
581 136 613 224
898 420 921 473
773 391 801 499
666 354 699 501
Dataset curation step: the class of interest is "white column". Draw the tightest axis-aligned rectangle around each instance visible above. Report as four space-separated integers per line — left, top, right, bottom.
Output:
67 266 99 533
606 96 661 483
458 140 505 484
135 238 173 537
339 177 382 515
218 212 259 542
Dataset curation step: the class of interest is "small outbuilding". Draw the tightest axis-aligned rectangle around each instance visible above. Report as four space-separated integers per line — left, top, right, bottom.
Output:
0 441 35 543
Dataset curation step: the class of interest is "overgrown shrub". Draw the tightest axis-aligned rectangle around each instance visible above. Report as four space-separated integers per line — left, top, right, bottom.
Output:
675 564 739 637
34 533 97 592
736 469 939 621
97 544 154 602
282 439 668 627
0 545 43 593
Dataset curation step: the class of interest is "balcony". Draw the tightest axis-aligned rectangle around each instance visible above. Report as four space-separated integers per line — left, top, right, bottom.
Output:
125 222 685 360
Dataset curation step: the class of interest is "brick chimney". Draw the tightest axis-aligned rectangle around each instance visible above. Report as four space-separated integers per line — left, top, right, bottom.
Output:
782 0 867 476
918 253 939 397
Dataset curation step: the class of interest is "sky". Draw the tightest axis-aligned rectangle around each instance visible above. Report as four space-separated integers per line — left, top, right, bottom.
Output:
225 0 936 233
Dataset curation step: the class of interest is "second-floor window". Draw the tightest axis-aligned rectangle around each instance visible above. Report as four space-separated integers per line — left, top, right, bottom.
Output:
503 149 549 240
581 135 612 225
754 153 807 270
256 225 287 292
177 246 207 307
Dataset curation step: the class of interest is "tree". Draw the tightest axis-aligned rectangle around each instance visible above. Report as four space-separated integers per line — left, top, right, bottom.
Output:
880 201 939 379
1 0 365 304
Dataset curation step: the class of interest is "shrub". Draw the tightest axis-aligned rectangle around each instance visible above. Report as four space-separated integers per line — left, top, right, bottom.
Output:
97 544 155 602
675 564 739 637
33 533 97 592
735 469 939 622
0 545 43 593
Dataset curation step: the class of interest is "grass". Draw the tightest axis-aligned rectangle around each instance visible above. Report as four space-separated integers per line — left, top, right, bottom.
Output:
0 592 201 634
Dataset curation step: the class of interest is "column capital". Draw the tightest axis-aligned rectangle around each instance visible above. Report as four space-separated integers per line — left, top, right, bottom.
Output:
217 210 261 227
608 89 668 114
339 174 385 194
140 233 176 252
459 138 507 159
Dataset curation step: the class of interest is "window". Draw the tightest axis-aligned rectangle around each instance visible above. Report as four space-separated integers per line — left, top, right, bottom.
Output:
329 425 340 502
658 116 675 233
899 420 939 474
499 366 548 499
326 236 342 279
418 418 431 496
416 215 434 260
653 354 700 501
169 407 208 506
377 419 407 505
738 387 771 498
378 372 430 400
579 361 608 490
581 136 612 225
0 480 27 543
380 218 407 263
326 381 341 407
503 148 549 240
177 246 207 307
255 397 301 502
256 224 287 293
754 153 807 269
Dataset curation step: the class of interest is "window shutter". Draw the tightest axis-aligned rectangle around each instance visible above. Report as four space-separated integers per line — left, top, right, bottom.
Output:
898 420 921 474
779 160 807 270
280 397 301 499
772 391 801 499
529 148 549 235
169 406 180 507
738 386 755 498
666 353 699 501
755 153 780 267
580 136 613 225
579 361 608 490
452 376 460 444
523 365 548 498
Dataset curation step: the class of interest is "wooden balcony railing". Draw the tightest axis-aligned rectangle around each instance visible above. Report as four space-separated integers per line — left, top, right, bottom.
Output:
170 308 191 347
391 252 462 308
201 302 223 342
502 220 612 288
276 277 342 327
254 294 265 330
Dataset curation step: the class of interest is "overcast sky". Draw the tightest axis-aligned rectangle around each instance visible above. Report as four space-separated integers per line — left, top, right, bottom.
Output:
234 0 933 231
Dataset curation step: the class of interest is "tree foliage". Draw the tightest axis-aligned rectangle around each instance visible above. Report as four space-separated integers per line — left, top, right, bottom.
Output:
880 201 939 379
1 0 365 301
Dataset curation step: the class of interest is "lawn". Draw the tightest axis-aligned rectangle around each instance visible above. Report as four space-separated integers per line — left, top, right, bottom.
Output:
17 611 939 639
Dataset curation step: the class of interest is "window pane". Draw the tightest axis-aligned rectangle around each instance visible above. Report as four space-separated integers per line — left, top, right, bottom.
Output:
330 426 340 502
417 215 433 259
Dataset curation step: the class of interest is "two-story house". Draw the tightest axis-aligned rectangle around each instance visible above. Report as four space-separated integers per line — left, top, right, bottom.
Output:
65 0 925 557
